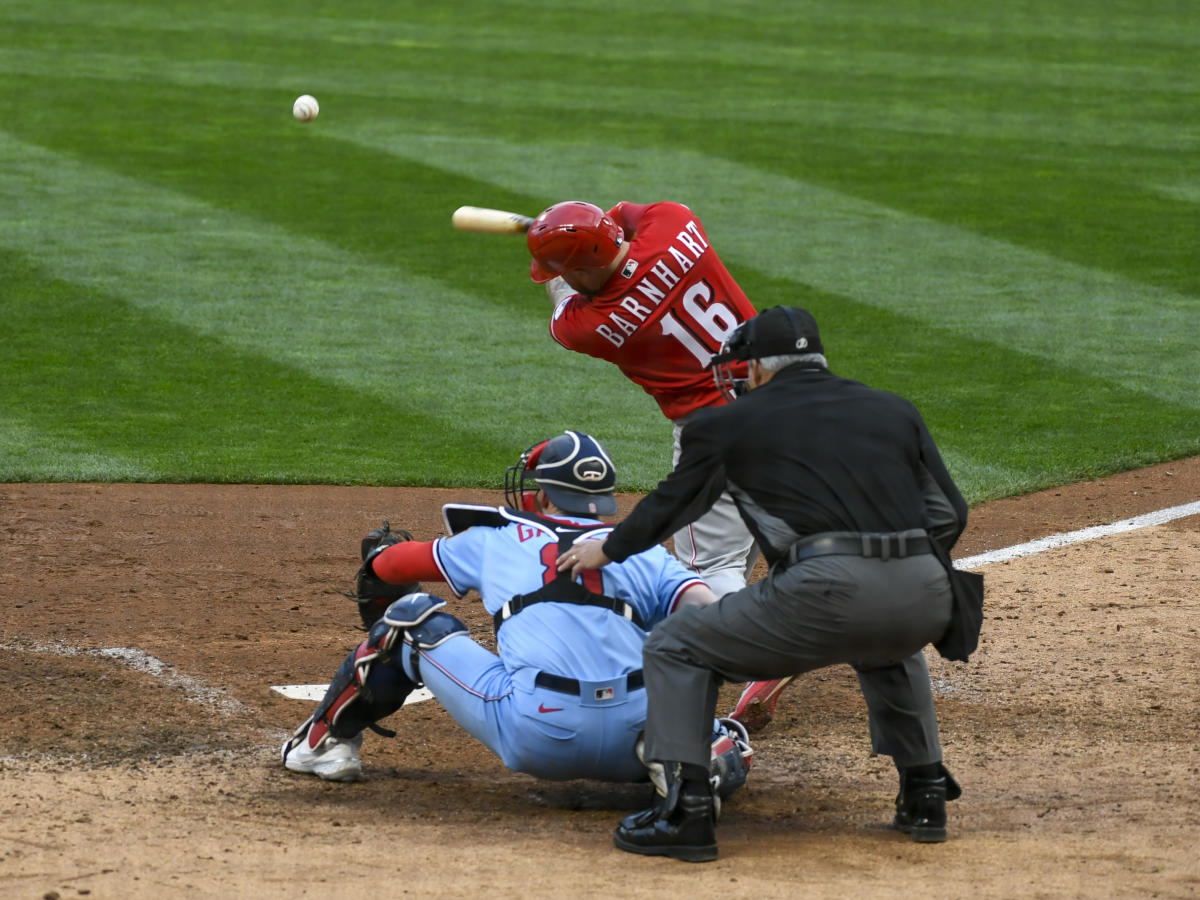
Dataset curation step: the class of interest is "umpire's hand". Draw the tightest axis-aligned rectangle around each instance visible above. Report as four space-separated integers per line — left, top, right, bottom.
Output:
556 540 611 579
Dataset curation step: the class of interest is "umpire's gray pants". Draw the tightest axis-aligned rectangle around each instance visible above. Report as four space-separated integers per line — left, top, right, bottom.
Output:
641 552 954 770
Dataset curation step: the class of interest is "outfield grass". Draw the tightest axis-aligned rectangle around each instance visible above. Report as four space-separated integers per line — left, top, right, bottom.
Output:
1 0 1196 501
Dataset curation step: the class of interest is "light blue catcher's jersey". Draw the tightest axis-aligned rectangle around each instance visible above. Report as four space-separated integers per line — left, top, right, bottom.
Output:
432 507 704 680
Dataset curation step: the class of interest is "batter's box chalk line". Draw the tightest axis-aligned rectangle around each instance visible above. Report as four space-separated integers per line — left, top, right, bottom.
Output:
955 499 1200 571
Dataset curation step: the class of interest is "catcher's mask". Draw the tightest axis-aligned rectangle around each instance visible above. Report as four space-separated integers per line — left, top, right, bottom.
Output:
504 430 617 517
710 306 824 402
526 201 625 284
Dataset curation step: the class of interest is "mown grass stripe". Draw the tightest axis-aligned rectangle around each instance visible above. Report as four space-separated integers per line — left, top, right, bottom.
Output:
6 0 1196 51
0 418 145 482
2 111 1195 495
0 249 516 484
0 129 516 390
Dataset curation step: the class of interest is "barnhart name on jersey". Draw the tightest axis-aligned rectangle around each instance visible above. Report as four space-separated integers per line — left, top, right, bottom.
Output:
548 201 755 421
588 219 710 349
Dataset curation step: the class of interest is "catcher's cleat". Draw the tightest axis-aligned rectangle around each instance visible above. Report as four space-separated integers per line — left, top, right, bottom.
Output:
282 730 364 782
729 676 795 732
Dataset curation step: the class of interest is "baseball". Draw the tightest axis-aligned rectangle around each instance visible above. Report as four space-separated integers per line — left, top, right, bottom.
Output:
292 94 319 122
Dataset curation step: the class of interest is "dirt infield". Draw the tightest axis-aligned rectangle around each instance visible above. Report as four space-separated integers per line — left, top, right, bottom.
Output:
2 459 1198 899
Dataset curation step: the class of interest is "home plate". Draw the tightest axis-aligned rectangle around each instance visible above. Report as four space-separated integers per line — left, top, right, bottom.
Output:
271 684 434 704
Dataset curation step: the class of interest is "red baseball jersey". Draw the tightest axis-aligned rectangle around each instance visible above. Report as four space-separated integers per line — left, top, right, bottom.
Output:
549 202 756 420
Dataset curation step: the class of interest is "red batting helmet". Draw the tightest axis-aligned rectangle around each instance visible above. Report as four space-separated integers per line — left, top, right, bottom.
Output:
526 201 625 283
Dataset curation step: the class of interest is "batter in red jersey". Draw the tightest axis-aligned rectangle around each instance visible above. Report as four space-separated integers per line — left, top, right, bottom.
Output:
526 200 759 598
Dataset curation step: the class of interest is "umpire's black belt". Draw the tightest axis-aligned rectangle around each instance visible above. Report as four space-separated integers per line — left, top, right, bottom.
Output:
786 529 932 566
535 669 644 695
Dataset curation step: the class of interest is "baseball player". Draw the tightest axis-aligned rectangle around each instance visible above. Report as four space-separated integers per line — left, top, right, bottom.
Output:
525 200 759 600
525 200 792 732
563 308 976 861
281 430 753 797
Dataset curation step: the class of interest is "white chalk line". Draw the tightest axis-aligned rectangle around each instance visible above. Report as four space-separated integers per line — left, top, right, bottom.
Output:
955 499 1200 571
4 640 248 713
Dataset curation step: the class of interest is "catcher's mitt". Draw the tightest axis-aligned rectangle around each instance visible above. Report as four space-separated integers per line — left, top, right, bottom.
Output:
353 521 420 630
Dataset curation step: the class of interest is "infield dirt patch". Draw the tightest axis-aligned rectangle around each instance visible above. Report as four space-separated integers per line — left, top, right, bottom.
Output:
2 458 1198 898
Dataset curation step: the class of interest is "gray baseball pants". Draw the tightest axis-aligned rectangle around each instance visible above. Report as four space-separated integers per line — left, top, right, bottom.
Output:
641 551 954 770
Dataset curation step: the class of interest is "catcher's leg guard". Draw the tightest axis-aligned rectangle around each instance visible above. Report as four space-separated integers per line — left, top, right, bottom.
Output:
282 616 418 767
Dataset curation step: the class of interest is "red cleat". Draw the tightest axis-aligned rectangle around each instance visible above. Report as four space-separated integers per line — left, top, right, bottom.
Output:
729 677 795 732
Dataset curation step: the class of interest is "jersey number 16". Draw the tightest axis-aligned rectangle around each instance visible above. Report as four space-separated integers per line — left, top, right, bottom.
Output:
658 281 741 367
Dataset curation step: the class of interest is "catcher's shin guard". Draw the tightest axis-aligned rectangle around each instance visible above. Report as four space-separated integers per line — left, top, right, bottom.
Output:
283 617 417 761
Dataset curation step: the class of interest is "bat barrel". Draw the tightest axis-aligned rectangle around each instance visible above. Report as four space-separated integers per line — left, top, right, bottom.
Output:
452 206 534 234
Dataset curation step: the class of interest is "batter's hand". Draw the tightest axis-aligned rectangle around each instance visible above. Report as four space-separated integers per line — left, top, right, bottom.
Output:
556 540 611 579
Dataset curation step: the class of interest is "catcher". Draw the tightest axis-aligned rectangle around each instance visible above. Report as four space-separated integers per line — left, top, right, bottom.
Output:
281 430 753 799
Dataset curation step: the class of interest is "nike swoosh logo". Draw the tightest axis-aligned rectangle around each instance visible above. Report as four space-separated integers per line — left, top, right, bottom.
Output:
538 704 563 713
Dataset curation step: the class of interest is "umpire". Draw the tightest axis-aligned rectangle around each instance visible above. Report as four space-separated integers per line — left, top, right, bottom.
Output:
560 306 975 862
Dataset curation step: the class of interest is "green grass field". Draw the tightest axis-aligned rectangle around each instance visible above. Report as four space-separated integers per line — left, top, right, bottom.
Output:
2 0 1196 501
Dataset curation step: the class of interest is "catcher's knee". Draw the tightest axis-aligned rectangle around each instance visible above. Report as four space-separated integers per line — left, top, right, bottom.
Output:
382 592 468 682
383 593 468 647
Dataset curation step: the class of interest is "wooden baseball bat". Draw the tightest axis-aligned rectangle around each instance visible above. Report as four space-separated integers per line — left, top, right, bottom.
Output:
451 206 534 234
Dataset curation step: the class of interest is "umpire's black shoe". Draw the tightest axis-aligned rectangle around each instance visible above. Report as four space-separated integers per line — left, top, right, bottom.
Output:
613 788 718 862
892 764 961 843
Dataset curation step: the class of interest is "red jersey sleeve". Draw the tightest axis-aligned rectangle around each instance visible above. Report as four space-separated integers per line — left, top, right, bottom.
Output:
373 540 443 583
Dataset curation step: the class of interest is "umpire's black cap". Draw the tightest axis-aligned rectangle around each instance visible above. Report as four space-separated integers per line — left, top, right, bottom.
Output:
710 306 824 364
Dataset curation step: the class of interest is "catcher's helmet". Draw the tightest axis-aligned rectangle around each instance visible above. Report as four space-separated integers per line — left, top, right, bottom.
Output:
504 430 617 517
526 201 625 284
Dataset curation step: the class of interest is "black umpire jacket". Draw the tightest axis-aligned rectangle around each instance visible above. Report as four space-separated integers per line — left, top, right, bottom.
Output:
602 364 969 568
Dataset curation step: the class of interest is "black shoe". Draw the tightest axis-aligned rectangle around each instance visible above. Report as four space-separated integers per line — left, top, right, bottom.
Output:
614 786 718 862
893 764 960 843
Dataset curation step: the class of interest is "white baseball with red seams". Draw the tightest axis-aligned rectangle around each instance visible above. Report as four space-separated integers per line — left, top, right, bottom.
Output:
292 94 319 122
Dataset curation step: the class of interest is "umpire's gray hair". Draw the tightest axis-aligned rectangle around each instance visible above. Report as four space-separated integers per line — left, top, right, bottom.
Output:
757 352 828 372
